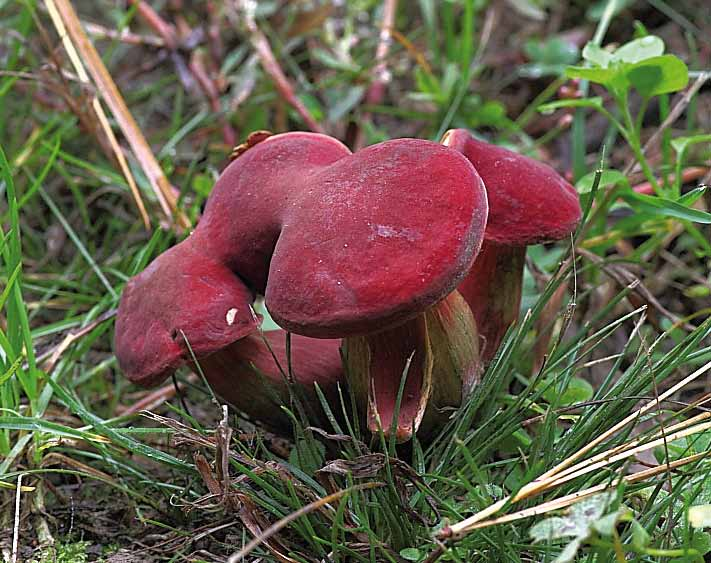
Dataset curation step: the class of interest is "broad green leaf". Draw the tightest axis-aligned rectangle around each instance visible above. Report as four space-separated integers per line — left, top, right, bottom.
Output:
555 539 583 563
627 55 689 97
620 190 711 224
613 35 664 64
542 377 594 406
521 37 580 78
565 65 615 85
576 169 629 194
691 532 711 555
592 511 620 535
530 516 580 542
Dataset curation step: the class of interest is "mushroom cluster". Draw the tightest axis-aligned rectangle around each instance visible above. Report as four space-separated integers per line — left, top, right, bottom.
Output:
114 129 580 441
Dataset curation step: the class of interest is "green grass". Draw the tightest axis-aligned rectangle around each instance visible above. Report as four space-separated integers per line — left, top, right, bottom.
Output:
2 0 711 561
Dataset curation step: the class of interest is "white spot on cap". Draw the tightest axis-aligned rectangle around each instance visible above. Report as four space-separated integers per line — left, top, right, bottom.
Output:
226 308 238 326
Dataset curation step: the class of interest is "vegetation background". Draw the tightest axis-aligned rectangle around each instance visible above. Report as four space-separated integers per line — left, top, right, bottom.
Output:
1 0 711 561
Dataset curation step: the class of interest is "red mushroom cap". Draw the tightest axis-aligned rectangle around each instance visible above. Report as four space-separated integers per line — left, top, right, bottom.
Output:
114 242 258 386
442 129 581 245
193 132 489 338
115 132 487 390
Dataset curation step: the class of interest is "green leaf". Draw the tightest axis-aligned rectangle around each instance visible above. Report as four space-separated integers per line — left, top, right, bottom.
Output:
555 539 583 563
671 134 711 156
613 35 665 64
399 548 422 561
620 190 711 224
521 37 580 78
565 65 615 85
575 169 629 194
685 284 711 299
192 173 213 197
327 85 365 122
631 519 650 548
626 55 689 97
582 42 613 68
592 510 620 536
691 531 711 555
530 516 581 542
311 48 360 73
539 97 604 114
542 377 594 406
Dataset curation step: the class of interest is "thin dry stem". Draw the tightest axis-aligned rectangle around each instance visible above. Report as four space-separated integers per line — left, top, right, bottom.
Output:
226 482 383 562
46 0 190 228
458 452 708 532
444 358 711 537
83 21 165 47
11 475 22 563
354 0 398 149
624 71 711 176
43 0 151 228
233 0 324 134
129 0 178 49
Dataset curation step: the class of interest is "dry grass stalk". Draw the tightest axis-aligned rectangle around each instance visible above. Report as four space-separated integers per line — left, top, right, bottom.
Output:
354 0 399 149
233 0 325 134
45 0 190 228
459 452 708 532
442 358 711 538
43 0 151 228
625 71 711 176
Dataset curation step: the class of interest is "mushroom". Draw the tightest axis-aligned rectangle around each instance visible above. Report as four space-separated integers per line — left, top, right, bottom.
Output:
441 129 582 364
114 240 343 429
115 131 487 439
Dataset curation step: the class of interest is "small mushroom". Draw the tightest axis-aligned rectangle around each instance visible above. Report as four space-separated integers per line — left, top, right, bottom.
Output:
115 131 487 439
442 129 582 364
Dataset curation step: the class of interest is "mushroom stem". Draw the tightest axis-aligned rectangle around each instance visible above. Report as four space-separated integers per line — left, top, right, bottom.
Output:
344 314 432 442
343 291 479 442
457 241 526 365
197 331 343 430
